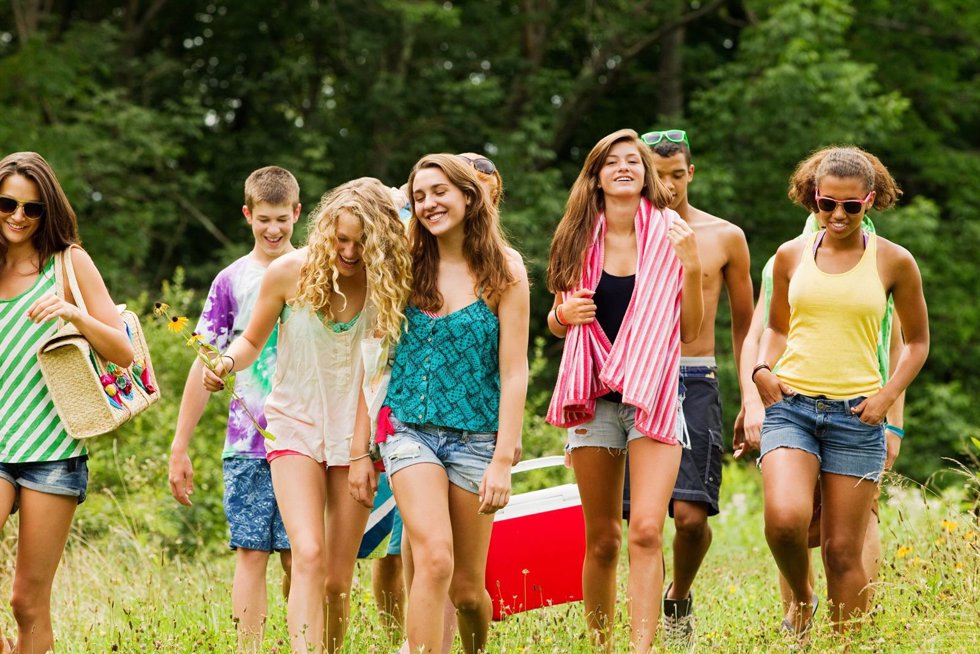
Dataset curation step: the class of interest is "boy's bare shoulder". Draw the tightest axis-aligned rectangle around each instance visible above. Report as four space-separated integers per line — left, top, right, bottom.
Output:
689 207 748 249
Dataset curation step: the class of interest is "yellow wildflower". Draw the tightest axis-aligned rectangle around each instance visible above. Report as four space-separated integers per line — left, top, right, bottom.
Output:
728 584 736 594
167 316 189 333
155 301 274 441
935 537 946 546
895 546 911 558
942 520 959 533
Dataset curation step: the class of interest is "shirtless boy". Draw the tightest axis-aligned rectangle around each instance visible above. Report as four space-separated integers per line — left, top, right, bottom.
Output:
626 129 754 643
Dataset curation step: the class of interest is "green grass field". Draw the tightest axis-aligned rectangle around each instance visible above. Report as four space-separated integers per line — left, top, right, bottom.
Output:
2 462 977 653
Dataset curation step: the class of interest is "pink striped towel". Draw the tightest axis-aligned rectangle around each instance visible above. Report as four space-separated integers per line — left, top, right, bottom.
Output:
546 197 684 444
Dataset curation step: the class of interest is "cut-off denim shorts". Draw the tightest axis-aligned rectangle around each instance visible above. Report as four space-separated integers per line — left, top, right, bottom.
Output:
0 456 88 514
760 394 886 482
566 398 646 452
380 414 496 494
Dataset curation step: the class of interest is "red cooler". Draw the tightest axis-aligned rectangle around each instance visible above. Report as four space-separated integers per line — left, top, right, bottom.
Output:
484 456 585 620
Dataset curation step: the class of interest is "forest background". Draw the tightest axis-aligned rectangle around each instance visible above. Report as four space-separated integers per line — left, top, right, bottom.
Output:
1 0 977 553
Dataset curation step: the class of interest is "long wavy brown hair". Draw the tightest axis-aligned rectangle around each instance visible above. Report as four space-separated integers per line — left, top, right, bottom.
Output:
407 154 516 312
0 152 79 272
294 177 413 346
788 145 902 213
546 129 673 293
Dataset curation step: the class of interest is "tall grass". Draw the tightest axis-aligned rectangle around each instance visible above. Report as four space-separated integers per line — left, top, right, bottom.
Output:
1 461 977 653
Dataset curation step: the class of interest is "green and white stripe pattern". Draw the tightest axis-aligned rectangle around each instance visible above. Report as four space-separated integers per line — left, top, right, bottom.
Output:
0 257 85 462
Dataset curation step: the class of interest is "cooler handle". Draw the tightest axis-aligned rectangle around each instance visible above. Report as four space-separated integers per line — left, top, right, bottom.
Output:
510 455 566 475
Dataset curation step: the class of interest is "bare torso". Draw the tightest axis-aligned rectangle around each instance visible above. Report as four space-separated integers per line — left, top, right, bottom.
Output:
680 206 751 357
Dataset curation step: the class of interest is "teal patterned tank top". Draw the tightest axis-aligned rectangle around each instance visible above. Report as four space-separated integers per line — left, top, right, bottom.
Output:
385 300 500 432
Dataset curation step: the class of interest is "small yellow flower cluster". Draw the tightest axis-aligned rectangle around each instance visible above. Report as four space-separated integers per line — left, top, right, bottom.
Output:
153 301 274 441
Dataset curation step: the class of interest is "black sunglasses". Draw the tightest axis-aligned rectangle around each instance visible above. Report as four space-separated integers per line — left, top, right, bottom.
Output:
458 156 496 175
814 190 872 215
0 195 45 220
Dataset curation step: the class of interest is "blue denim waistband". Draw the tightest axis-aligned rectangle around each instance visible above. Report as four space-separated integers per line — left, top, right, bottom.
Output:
680 356 717 380
785 394 866 414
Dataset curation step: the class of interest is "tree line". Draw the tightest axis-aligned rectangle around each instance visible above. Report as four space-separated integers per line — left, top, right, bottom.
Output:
1 0 977 482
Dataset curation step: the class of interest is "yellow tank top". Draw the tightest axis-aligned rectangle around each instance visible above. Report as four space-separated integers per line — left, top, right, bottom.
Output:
776 231 887 399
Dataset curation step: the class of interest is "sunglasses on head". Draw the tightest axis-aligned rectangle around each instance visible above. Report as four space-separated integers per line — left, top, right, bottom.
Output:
458 155 496 176
641 130 689 147
0 195 45 220
814 190 873 215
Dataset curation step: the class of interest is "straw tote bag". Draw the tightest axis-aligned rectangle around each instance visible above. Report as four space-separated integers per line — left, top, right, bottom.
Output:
36 246 161 439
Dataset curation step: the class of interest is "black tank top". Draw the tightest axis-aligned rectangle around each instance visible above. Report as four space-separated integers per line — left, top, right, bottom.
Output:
594 270 636 403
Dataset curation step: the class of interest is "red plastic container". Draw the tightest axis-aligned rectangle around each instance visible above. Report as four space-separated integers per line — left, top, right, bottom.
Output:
484 456 586 620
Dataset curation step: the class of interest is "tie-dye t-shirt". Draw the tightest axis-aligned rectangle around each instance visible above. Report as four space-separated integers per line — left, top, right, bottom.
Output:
196 255 278 459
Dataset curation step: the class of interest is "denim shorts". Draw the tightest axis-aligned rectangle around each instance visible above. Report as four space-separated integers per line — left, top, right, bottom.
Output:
380 415 496 494
760 394 886 482
566 398 646 451
223 457 290 552
0 456 88 514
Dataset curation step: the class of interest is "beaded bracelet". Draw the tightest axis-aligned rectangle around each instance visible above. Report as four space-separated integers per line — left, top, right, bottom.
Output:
884 424 905 439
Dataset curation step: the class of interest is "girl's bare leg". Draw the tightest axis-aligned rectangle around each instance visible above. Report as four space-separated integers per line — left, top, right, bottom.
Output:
570 447 626 653
10 488 77 654
390 464 453 653
322 466 371 653
625 438 681 652
271 456 328 654
447 483 494 654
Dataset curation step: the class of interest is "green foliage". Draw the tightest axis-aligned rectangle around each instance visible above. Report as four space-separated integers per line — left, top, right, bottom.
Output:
0 22 209 296
689 0 908 260
0 0 976 484
79 270 229 553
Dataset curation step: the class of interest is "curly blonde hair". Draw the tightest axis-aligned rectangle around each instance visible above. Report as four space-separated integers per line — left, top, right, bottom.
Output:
294 177 413 346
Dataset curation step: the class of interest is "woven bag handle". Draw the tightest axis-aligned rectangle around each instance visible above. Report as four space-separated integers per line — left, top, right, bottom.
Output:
52 245 88 332
61 244 88 313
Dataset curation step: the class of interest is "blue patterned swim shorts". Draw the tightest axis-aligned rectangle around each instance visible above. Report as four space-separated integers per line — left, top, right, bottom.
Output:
223 457 290 551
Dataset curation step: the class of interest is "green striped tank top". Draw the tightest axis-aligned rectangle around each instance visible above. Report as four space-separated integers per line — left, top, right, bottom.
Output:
1 257 86 462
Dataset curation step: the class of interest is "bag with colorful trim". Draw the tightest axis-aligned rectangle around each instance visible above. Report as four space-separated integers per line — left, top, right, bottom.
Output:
36 246 161 439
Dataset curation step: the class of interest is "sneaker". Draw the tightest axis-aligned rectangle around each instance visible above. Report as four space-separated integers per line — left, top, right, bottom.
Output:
780 593 819 638
663 589 695 649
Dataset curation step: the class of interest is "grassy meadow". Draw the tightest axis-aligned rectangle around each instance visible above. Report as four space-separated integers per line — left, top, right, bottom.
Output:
1 460 977 653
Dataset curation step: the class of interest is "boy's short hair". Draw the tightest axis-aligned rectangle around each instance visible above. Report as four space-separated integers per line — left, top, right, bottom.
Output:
244 166 300 210
652 141 692 166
